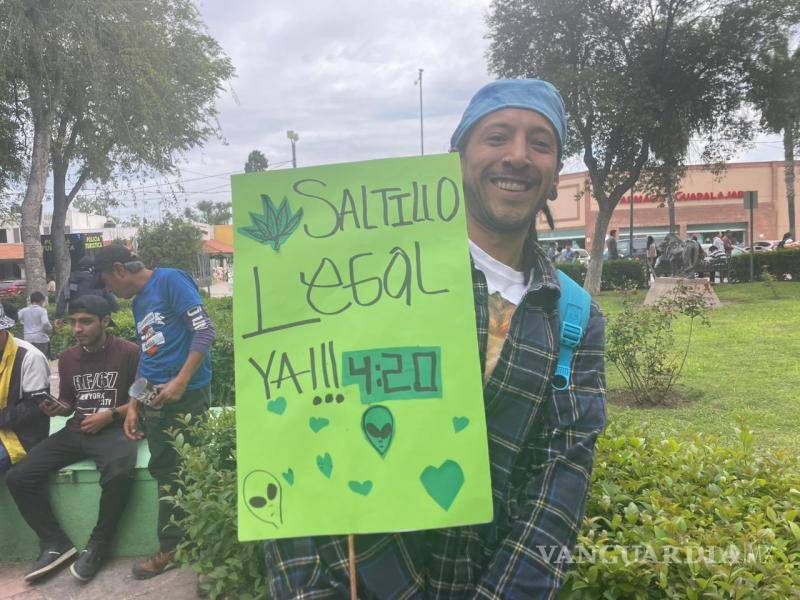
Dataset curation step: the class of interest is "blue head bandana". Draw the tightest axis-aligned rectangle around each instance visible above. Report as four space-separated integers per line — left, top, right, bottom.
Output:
450 79 567 160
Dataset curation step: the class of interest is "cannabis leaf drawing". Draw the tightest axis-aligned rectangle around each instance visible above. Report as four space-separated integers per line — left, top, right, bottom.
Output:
238 194 304 251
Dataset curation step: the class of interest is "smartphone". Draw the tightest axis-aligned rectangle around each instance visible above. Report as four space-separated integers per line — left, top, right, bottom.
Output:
37 391 72 412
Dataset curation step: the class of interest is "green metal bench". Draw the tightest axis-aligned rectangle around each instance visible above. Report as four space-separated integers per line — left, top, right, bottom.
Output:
0 417 159 560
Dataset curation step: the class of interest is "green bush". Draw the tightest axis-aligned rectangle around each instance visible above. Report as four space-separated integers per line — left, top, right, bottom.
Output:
556 262 587 285
561 422 800 598
172 409 266 600
605 283 710 404
729 248 800 283
166 413 800 599
555 260 648 290
601 259 648 290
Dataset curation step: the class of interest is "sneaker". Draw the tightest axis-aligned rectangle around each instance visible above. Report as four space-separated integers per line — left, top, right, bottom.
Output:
69 542 106 582
24 541 77 582
131 550 176 580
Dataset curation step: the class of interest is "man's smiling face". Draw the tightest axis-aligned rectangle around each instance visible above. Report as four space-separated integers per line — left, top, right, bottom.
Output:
461 108 559 235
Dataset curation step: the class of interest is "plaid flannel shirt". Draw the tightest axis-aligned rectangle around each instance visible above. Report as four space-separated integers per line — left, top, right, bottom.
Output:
264 243 607 599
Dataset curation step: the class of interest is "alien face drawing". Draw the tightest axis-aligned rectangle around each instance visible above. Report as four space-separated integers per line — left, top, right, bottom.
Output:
362 405 394 458
243 470 283 528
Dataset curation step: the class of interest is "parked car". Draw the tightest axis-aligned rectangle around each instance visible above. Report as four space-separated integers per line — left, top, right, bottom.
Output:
573 248 590 265
746 241 778 252
0 279 26 298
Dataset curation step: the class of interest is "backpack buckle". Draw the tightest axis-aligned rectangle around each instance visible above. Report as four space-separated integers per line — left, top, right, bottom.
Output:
560 322 583 348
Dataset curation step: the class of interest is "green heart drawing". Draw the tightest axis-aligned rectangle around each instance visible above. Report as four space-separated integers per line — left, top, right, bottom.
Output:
452 417 470 433
309 417 330 433
420 460 464 511
348 480 373 496
316 452 333 478
267 396 287 415
282 468 294 486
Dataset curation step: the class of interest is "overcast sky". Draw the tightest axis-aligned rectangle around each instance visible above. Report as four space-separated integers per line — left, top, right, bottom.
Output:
53 0 788 220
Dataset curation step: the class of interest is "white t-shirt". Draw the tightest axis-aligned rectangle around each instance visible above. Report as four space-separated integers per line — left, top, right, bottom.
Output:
468 240 527 305
18 304 52 344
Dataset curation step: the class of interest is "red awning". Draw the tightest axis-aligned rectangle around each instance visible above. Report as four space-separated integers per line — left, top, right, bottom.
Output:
202 239 234 254
0 244 25 261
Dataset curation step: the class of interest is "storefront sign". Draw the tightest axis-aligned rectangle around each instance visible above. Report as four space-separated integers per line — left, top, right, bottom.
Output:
620 190 745 204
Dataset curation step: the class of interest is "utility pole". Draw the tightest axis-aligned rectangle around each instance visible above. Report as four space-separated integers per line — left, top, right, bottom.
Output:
415 69 424 156
287 130 299 168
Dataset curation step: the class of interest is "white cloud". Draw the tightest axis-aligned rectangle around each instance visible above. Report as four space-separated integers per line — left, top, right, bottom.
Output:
31 0 787 220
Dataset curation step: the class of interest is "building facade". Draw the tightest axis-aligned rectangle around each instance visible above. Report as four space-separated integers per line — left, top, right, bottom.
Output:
538 160 798 251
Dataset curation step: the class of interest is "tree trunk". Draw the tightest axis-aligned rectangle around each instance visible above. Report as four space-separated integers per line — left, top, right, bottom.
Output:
667 189 676 235
21 116 49 298
584 207 613 294
784 128 796 240
51 159 72 294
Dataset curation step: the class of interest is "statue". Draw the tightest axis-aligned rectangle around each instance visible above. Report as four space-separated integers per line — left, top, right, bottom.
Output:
653 233 704 278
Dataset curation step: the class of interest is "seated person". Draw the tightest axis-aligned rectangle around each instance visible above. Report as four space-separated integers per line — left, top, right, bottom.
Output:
6 296 139 583
0 302 51 475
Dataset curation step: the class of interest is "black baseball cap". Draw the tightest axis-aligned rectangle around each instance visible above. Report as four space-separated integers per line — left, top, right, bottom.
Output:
92 245 143 288
68 295 116 327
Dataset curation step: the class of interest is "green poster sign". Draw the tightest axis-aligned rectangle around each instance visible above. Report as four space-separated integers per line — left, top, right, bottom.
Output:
232 154 492 542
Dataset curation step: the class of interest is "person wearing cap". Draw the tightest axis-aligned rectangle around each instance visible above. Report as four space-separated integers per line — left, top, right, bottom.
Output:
91 244 216 579
263 79 607 599
5 296 139 582
0 302 51 478
53 254 120 328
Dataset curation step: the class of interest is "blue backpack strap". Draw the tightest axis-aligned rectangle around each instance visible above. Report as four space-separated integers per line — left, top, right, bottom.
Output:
553 271 592 391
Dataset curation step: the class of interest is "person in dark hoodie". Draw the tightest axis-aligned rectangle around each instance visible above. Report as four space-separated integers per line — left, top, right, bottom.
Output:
54 255 119 328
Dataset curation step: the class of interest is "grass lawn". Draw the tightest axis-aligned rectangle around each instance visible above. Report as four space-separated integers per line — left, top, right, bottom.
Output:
594 281 800 452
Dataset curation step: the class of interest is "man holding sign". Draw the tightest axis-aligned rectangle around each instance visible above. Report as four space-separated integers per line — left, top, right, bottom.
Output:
258 79 606 598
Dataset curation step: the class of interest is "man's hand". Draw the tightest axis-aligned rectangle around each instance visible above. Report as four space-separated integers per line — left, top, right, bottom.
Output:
39 402 72 417
54 319 63 329
151 377 188 408
81 411 113 434
123 403 144 440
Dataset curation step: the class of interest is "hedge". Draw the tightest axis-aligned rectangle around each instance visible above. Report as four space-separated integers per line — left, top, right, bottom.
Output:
169 413 800 599
728 248 800 283
562 422 800 598
557 259 649 290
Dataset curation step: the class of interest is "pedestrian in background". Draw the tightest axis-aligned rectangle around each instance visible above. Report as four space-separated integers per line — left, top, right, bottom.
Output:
18 292 52 359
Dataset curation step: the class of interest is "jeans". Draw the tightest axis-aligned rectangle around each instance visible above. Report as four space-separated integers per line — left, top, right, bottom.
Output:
143 385 210 552
6 426 137 547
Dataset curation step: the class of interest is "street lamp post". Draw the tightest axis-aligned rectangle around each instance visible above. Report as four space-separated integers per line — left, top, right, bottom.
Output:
287 130 299 168
415 69 424 156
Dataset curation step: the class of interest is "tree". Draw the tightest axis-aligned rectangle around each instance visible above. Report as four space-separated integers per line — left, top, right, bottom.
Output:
136 214 203 273
244 149 269 173
486 0 788 293
71 192 121 219
0 76 22 192
184 199 232 225
747 36 800 239
1 0 234 297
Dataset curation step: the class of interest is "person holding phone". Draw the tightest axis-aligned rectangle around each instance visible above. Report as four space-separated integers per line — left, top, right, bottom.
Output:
5 296 139 583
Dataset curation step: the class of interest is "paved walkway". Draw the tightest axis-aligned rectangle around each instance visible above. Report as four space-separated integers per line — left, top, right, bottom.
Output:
0 559 199 600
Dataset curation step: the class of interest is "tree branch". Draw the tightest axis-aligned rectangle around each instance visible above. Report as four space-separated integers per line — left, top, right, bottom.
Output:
66 169 90 205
